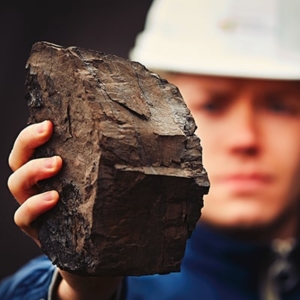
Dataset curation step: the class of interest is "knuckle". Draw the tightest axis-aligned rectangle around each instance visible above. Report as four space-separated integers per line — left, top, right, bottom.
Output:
14 201 39 242
17 129 28 148
7 173 16 195
8 151 14 170
13 208 24 228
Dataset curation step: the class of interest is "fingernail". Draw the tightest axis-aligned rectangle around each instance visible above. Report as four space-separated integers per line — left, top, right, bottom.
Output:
36 121 47 134
42 191 55 202
43 156 56 169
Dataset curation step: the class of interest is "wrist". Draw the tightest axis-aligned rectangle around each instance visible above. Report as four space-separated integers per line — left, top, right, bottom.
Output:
55 271 123 300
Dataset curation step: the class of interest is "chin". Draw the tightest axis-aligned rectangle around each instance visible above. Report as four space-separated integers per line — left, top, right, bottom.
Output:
201 200 298 241
201 194 284 231
202 210 274 229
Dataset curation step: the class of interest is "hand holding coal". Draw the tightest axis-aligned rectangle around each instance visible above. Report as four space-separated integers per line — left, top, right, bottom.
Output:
25 41 209 276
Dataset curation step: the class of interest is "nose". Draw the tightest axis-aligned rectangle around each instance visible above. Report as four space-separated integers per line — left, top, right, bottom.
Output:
225 99 259 156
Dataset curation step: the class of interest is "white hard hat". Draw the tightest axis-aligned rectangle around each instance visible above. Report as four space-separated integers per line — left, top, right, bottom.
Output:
130 0 300 80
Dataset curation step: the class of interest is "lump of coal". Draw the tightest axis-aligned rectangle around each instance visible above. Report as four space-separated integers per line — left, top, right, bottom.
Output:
25 41 209 276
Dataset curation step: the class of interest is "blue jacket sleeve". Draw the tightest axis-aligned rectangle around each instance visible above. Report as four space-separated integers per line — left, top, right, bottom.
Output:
0 255 56 300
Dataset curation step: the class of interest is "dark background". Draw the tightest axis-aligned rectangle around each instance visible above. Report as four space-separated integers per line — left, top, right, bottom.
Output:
0 0 152 280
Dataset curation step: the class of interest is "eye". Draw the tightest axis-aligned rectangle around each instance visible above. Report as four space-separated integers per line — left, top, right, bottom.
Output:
199 94 229 113
264 93 295 114
201 101 220 112
268 100 288 112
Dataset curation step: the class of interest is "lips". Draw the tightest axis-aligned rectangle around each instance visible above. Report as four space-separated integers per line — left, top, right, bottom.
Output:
217 173 273 193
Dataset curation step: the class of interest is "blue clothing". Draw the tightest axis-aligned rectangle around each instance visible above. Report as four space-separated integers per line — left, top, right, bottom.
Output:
0 255 56 300
1 223 300 299
126 223 300 299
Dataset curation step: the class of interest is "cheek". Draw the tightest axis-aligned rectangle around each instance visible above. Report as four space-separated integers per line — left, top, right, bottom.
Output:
275 145 300 199
194 124 219 177
265 126 300 200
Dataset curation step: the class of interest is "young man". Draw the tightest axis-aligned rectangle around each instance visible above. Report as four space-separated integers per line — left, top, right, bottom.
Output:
3 0 300 299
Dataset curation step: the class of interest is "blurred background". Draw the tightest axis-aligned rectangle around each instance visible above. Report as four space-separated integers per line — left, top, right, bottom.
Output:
0 0 152 280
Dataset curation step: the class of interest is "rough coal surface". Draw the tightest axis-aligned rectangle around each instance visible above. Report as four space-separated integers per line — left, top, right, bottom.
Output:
25 41 209 276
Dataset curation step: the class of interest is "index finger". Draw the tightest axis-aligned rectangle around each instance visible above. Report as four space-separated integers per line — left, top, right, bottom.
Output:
8 120 53 171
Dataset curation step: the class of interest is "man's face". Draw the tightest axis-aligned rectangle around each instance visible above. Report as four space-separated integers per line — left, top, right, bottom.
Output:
168 74 300 238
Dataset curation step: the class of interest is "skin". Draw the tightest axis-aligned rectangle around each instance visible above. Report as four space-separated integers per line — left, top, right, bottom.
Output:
7 75 300 297
8 121 122 300
168 74 300 240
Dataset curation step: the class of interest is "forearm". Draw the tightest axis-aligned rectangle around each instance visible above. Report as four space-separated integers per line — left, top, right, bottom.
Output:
54 271 123 300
